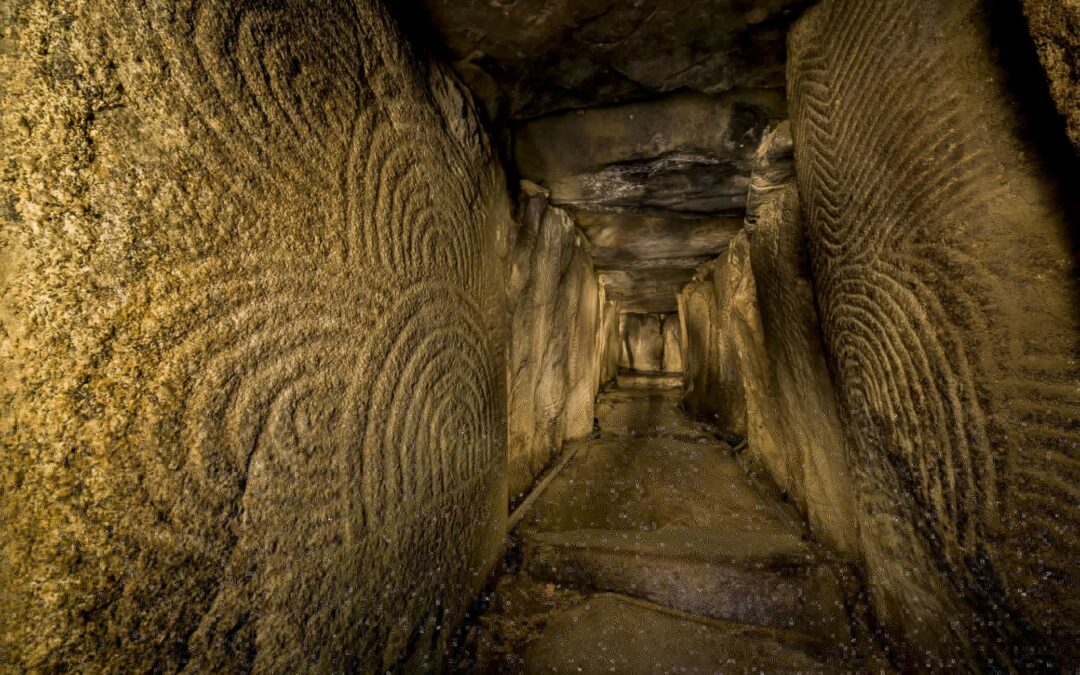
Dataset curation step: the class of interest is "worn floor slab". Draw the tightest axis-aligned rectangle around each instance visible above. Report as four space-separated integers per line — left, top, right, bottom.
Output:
523 594 845 674
448 380 860 672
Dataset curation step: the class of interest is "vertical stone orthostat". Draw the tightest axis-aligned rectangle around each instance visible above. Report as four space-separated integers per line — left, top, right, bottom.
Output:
0 0 511 670
505 183 610 502
789 0 1080 667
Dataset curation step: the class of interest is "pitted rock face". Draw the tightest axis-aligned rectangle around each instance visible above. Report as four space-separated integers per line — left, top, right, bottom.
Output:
0 0 510 670
1023 0 1080 154
412 0 809 119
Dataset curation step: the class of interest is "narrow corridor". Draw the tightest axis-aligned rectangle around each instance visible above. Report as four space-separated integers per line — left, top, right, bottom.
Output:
4 1 1077 670
453 374 865 673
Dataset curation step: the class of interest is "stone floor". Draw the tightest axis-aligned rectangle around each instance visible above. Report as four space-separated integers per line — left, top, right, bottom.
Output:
448 374 873 673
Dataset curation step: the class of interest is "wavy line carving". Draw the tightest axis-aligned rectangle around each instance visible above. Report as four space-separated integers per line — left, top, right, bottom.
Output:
789 0 1080 666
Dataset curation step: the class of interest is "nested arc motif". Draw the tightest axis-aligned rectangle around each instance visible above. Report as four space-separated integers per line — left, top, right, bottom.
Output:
125 0 498 499
358 282 502 528
3 0 507 670
789 0 1000 573
74 0 502 665
345 109 488 297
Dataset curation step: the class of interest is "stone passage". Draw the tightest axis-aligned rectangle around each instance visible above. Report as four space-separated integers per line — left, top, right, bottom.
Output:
451 374 867 672
4 0 1079 671
618 312 682 374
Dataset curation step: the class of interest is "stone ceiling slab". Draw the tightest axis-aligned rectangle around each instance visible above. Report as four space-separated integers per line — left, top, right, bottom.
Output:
600 268 698 313
576 211 743 269
513 91 785 217
413 0 810 118
572 178 746 314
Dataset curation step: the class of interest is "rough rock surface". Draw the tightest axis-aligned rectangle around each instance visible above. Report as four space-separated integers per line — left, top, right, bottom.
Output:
743 122 797 235
678 183 858 555
661 314 683 373
683 119 859 554
578 211 744 270
678 234 791 491
599 267 700 314
412 0 809 119
523 596 846 674
678 254 747 434
1023 0 1080 153
506 184 616 501
0 0 510 671
747 164 858 555
790 0 1080 668
598 297 624 387
618 311 681 374
514 91 786 218
619 313 665 373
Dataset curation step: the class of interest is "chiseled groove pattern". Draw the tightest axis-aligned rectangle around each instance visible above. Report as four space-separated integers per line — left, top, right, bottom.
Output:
792 0 993 570
790 0 1080 664
360 283 499 525
1 0 505 671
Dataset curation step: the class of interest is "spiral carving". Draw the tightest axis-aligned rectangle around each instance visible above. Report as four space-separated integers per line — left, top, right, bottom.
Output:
1 0 506 671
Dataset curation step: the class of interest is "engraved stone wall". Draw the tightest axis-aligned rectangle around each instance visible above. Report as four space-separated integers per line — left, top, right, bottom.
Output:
0 0 510 670
790 0 1080 667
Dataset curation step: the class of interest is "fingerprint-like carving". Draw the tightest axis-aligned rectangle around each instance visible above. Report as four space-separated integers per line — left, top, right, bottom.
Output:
347 117 485 294
790 0 1080 664
792 0 996 562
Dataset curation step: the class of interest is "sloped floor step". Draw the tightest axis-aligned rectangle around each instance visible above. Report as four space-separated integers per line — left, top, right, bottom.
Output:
448 383 868 672
615 370 684 390
523 594 846 674
522 528 853 642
